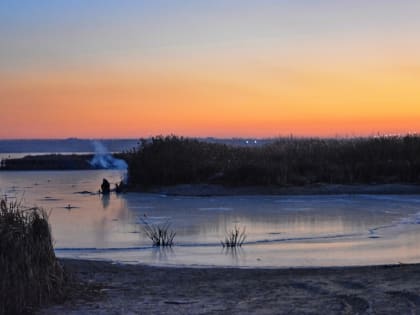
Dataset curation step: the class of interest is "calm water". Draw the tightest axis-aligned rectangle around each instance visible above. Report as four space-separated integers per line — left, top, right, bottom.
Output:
2 169 420 267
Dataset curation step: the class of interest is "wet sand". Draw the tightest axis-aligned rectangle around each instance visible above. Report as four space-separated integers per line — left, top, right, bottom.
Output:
39 259 420 314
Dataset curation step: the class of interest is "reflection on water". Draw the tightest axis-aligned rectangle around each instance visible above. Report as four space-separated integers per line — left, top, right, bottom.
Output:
150 247 174 263
2 170 420 267
221 247 247 266
101 194 110 209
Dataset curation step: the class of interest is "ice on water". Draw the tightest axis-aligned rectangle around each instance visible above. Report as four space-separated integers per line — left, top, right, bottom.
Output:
2 170 420 267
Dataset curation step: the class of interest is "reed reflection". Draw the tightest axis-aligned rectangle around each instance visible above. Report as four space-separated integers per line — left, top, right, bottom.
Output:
150 247 174 263
221 246 246 266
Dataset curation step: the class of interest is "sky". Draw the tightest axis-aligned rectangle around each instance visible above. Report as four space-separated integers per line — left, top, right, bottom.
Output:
1 0 420 139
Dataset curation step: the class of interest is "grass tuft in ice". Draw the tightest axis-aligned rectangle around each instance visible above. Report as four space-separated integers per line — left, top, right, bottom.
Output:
140 219 176 247
221 225 247 248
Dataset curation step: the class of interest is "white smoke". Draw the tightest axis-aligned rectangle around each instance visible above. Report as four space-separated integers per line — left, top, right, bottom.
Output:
90 141 128 170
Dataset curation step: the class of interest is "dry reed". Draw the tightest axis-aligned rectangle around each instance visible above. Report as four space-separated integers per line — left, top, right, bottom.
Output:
221 226 247 248
0 198 66 314
140 219 176 247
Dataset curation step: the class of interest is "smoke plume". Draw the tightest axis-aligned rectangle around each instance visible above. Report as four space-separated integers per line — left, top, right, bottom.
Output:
90 141 128 170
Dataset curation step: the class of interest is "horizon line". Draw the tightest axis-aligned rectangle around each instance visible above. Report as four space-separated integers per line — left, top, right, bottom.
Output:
1 132 419 141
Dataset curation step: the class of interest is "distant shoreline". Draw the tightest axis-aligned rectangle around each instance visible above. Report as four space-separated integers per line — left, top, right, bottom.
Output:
141 183 420 196
2 151 420 197
39 258 420 314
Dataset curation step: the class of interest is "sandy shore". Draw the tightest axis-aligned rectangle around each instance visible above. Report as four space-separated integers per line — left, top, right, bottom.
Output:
38 259 420 314
145 183 420 196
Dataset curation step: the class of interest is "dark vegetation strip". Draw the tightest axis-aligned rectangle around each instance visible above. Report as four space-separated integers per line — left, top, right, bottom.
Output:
0 154 94 170
0 153 127 170
0 199 67 315
2 135 420 188
127 135 420 188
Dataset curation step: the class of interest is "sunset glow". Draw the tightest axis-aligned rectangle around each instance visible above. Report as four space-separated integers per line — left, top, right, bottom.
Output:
1 1 420 138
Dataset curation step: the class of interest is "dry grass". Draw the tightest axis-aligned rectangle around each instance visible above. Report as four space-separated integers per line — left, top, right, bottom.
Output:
221 226 247 248
0 198 66 315
140 219 176 247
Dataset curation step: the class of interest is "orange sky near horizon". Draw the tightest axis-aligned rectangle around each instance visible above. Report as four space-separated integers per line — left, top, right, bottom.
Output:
1 1 420 139
2 58 420 139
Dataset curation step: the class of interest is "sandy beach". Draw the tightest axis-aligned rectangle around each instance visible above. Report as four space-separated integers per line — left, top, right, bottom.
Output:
38 259 420 314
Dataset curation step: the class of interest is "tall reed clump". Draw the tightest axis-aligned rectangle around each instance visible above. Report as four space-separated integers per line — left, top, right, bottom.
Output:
0 199 66 315
126 134 420 188
141 219 176 247
221 226 247 248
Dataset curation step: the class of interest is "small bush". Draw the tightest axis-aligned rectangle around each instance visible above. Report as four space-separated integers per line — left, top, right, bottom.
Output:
0 198 66 314
221 226 246 248
140 219 176 247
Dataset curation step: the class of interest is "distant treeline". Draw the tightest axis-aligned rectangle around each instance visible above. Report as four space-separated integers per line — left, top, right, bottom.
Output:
127 135 420 187
0 137 269 154
1 154 94 170
0 138 138 153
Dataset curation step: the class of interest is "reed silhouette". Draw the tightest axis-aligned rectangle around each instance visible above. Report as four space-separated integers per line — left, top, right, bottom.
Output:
221 225 247 248
0 199 67 314
127 134 420 188
140 218 176 247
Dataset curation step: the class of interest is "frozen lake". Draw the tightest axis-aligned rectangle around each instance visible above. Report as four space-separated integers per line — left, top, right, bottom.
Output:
2 170 420 267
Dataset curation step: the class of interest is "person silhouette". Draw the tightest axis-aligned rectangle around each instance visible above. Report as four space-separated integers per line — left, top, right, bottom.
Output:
115 180 124 194
101 178 110 195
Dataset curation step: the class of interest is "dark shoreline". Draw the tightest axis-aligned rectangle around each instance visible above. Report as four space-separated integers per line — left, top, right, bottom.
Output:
142 183 420 196
39 258 420 314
